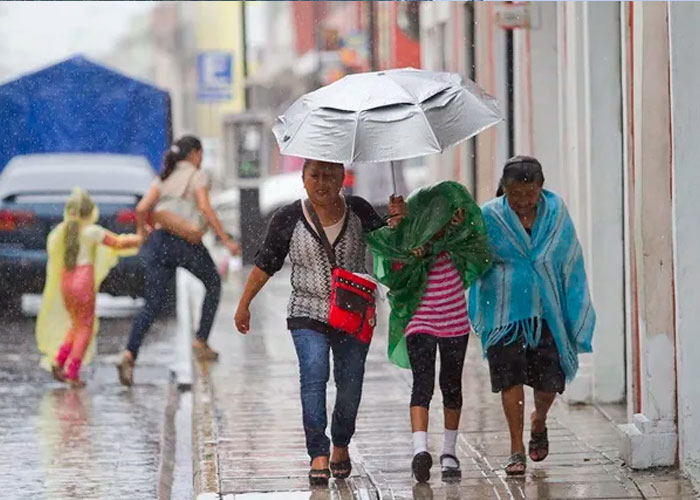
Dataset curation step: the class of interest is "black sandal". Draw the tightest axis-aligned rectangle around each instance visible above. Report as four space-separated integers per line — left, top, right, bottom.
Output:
411 451 432 483
439 453 461 480
330 459 352 479
308 467 331 486
505 452 527 476
528 427 549 462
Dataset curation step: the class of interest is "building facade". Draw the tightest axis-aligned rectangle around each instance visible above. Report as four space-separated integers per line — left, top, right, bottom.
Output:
421 0 700 485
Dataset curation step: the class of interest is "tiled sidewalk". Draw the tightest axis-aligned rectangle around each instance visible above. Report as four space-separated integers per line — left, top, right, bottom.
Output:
193 269 698 499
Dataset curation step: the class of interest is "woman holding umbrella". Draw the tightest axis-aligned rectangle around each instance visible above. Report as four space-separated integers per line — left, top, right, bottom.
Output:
234 159 395 486
469 156 596 475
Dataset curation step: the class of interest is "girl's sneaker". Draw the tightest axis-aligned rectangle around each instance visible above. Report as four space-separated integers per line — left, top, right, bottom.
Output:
411 451 432 483
440 454 461 480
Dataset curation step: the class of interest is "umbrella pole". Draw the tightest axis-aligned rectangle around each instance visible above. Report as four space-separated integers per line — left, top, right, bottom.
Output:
390 160 398 195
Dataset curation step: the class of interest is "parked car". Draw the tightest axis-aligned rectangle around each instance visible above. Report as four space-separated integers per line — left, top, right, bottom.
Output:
0 153 154 307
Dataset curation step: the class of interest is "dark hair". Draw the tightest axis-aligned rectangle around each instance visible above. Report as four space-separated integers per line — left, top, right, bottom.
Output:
496 155 545 197
301 159 344 177
161 135 203 180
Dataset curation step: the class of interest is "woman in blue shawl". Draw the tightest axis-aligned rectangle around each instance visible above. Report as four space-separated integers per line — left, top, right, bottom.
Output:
469 156 595 476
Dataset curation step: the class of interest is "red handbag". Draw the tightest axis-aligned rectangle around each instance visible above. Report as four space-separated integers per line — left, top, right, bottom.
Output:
305 200 377 344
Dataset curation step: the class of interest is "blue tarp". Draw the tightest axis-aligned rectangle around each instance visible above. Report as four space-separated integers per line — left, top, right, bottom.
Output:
0 55 171 172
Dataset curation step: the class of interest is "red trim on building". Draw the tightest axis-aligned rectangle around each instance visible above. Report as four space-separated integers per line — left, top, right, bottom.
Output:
625 1 642 415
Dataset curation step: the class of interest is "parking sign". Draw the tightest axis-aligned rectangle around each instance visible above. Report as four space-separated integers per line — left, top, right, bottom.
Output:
197 52 233 101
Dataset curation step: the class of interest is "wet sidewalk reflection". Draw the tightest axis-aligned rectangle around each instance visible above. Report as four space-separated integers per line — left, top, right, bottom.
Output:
0 315 174 500
207 274 698 500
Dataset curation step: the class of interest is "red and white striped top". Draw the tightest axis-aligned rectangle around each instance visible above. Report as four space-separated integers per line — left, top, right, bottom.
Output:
405 252 471 338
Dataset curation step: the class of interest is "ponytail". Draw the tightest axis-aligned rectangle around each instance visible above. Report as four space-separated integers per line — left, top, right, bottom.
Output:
63 188 96 271
160 135 203 180
64 220 80 271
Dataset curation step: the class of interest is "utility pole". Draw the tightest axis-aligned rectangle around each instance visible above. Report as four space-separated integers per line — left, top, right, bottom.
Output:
241 0 248 79
241 0 249 109
368 1 377 71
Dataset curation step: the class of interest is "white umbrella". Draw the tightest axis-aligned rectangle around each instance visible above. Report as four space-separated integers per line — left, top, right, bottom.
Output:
273 68 501 191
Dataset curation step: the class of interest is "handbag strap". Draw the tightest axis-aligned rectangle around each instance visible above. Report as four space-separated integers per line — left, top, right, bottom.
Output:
159 165 199 203
304 199 337 268
181 166 199 199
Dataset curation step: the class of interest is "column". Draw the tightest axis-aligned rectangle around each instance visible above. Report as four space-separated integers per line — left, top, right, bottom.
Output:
557 1 594 404
618 1 677 469
584 1 626 404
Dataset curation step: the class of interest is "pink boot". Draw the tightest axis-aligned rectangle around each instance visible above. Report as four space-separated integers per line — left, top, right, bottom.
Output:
51 343 72 382
64 358 85 388
54 342 72 368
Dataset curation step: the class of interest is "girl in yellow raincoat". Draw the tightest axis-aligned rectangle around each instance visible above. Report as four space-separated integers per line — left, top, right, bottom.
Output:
36 188 141 387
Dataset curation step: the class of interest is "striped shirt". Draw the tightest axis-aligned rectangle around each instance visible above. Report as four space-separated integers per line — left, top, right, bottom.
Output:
405 252 471 338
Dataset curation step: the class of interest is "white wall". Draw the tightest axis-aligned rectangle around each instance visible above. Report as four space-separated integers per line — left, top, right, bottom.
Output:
513 3 561 187
474 2 509 203
584 1 626 404
669 1 700 485
618 2 677 469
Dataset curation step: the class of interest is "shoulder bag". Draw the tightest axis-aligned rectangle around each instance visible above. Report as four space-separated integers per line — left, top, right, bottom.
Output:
305 199 377 344
153 170 206 244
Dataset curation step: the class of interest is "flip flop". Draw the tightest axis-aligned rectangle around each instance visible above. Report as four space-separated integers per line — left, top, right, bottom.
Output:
308 467 331 487
439 453 461 480
505 452 527 476
529 427 549 462
330 459 352 479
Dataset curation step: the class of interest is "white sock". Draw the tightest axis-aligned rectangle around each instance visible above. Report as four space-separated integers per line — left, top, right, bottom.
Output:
412 431 428 456
441 429 459 467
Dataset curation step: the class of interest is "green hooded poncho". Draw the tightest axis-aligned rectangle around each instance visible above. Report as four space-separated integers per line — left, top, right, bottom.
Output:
366 181 492 368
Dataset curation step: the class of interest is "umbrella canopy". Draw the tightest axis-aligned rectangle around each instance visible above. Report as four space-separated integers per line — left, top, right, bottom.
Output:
273 68 501 164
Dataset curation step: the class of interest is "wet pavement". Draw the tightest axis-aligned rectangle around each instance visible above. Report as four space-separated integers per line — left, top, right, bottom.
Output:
0 298 192 500
198 268 699 500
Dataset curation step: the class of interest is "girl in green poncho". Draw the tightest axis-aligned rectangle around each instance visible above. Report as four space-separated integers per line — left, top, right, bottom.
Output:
368 181 491 483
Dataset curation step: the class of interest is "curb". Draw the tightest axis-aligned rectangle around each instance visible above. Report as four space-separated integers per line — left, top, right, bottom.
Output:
156 378 180 500
192 357 220 499
177 270 221 499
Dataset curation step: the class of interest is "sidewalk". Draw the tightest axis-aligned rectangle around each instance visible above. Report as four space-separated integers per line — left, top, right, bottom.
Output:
190 268 699 500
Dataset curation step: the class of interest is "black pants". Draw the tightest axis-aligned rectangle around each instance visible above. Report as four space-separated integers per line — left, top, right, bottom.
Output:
127 230 221 359
406 334 469 410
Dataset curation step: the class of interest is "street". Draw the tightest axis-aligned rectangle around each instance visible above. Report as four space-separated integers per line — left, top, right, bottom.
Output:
0 299 192 500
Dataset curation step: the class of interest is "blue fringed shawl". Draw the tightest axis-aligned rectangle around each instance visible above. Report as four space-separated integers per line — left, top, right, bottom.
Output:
468 190 596 381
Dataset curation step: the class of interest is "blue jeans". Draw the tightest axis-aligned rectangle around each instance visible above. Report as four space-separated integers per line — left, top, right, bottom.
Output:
127 230 221 358
291 328 370 460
